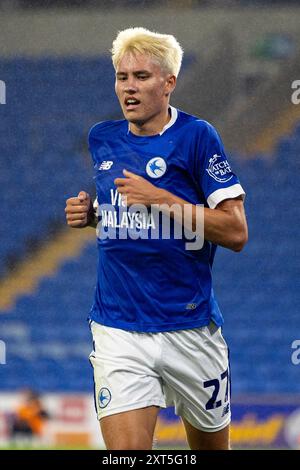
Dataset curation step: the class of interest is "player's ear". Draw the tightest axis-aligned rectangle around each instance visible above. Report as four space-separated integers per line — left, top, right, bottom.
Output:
165 74 176 96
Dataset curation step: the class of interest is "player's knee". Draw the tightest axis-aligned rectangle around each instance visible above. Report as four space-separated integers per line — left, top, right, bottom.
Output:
107 436 153 450
105 429 153 450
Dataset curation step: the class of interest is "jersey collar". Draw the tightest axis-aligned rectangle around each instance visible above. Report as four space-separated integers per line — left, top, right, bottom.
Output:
159 106 178 135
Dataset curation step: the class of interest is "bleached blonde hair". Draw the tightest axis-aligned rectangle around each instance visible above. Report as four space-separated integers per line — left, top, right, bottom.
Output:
111 27 183 77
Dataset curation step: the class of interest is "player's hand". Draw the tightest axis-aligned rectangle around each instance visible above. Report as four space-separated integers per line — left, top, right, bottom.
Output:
65 191 93 228
114 170 161 206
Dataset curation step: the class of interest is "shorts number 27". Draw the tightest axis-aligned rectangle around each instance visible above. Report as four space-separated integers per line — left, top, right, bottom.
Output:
203 368 230 410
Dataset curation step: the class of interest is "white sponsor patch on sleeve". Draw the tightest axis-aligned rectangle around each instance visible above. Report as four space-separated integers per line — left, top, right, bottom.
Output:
206 154 233 183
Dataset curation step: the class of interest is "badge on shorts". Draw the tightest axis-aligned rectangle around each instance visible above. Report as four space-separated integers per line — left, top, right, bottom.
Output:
98 387 112 409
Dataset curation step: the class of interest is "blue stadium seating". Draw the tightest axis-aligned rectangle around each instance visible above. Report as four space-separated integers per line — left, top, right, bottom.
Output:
0 57 299 395
213 137 300 394
0 57 119 277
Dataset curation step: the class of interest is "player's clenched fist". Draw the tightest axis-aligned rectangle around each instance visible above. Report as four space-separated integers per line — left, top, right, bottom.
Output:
114 169 161 206
65 191 93 228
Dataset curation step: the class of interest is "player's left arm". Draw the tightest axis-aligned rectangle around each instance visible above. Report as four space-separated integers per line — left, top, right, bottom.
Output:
156 189 248 252
205 196 248 252
115 170 247 252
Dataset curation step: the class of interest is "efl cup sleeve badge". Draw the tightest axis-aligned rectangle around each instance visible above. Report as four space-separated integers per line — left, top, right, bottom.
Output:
146 157 167 178
206 154 233 183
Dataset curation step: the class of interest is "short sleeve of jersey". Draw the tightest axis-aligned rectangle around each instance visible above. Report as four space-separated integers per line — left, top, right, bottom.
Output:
196 121 245 209
88 123 100 208
88 122 102 166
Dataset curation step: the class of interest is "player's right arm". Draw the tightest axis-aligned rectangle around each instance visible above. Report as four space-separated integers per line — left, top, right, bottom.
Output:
65 191 97 228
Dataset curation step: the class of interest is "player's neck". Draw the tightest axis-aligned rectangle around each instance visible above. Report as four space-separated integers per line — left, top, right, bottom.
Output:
129 107 171 137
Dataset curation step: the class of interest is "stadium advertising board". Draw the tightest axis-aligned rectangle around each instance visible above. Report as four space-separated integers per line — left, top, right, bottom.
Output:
0 394 300 449
157 397 300 449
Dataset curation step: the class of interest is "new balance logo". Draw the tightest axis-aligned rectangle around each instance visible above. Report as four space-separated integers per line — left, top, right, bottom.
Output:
99 161 114 170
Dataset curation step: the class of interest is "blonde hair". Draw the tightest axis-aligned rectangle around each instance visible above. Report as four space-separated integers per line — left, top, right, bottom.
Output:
111 27 183 77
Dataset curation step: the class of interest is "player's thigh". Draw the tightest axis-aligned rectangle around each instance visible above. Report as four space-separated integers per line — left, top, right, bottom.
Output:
100 406 160 450
89 322 166 418
162 323 231 433
183 419 230 450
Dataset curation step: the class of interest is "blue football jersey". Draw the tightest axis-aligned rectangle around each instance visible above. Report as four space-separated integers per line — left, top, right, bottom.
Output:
88 106 245 332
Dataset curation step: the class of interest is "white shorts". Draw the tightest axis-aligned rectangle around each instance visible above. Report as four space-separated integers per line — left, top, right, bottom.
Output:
89 321 231 432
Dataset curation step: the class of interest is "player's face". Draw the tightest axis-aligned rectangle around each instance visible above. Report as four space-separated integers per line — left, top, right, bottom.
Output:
115 52 175 132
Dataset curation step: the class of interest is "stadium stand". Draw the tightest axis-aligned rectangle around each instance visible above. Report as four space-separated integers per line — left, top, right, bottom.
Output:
0 57 299 396
0 57 118 277
215 133 300 394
